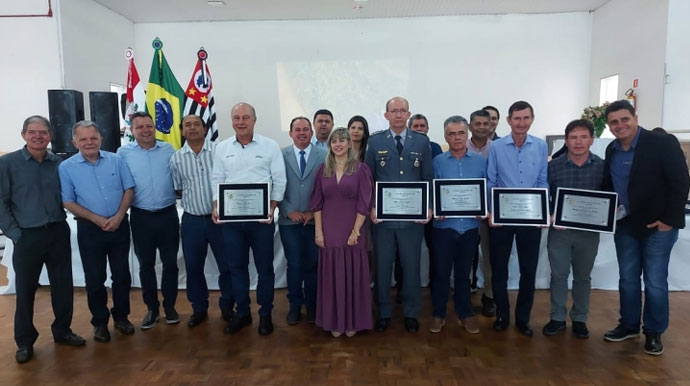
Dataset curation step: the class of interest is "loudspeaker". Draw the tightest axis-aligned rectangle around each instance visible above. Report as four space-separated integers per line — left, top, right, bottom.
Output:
48 89 84 156
89 92 121 153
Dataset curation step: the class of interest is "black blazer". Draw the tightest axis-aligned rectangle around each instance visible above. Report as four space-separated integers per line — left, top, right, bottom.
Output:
603 127 690 237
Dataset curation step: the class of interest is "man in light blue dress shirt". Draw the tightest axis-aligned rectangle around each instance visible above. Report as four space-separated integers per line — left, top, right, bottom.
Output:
117 111 180 330
211 102 287 336
428 115 487 335
487 101 548 336
59 121 136 342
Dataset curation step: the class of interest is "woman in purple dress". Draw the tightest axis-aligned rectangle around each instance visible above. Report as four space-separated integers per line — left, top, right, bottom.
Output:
309 128 373 337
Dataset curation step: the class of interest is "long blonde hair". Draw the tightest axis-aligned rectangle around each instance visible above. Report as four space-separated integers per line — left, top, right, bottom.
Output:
323 127 358 178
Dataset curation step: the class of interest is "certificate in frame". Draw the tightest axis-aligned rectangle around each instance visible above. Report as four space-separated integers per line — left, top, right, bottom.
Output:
375 181 429 221
433 178 487 218
491 188 549 226
217 182 270 222
553 187 618 233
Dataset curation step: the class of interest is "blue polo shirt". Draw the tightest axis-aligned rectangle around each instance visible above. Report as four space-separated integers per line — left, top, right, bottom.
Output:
117 141 177 210
433 150 487 233
59 150 135 218
609 126 641 214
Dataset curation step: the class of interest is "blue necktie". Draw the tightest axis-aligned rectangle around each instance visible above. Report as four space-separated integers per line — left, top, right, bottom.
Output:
299 150 306 177
395 135 403 154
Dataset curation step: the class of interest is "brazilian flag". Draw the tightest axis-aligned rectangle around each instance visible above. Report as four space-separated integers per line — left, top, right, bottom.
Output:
146 38 184 150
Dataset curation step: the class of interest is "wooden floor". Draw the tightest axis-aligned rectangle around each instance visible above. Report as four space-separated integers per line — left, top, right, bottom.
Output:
1 287 689 385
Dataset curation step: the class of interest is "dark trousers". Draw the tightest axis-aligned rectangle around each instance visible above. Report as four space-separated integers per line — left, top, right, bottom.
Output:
12 221 73 348
76 217 132 326
431 227 478 319
181 212 234 314
279 224 318 311
489 226 542 323
222 222 275 317
130 205 180 311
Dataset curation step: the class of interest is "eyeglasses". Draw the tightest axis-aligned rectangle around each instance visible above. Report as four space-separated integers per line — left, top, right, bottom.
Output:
388 109 408 115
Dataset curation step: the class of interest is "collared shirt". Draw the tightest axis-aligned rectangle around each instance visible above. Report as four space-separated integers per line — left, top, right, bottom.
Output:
609 126 642 213
467 138 492 158
389 128 408 147
0 146 66 242
487 134 548 191
170 140 216 216
211 133 287 202
59 150 135 218
310 136 328 149
292 144 312 167
117 140 176 211
547 152 604 211
432 150 487 233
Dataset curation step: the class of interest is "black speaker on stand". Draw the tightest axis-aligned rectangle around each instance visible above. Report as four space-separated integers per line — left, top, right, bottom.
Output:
89 92 121 153
48 89 84 159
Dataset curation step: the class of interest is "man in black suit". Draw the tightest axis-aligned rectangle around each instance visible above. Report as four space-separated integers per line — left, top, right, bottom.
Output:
602 100 689 356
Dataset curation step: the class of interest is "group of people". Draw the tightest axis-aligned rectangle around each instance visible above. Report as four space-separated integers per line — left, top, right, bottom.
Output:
1 97 687 364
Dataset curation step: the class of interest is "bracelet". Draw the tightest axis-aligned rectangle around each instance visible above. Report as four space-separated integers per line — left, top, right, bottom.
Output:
351 229 360 237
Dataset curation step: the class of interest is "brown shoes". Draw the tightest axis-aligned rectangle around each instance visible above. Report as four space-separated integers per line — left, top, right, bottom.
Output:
428 317 446 333
459 317 480 334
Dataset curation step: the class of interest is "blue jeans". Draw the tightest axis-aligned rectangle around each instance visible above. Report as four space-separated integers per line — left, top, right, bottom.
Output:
614 220 678 334
181 213 234 314
278 224 318 311
222 222 275 317
430 227 478 319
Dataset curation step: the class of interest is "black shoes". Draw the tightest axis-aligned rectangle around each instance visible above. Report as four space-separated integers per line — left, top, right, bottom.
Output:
493 318 509 331
16 346 33 364
481 295 496 317
165 308 180 325
542 320 566 336
188 312 208 327
141 310 160 330
516 321 534 337
604 324 640 342
404 318 420 333
258 315 274 336
286 308 302 325
114 319 135 335
644 333 664 356
375 318 391 332
222 309 235 323
54 331 87 346
225 314 252 334
572 321 589 339
305 308 316 324
93 325 111 343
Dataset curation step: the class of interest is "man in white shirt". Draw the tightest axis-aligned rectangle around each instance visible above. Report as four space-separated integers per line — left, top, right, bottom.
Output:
211 103 287 336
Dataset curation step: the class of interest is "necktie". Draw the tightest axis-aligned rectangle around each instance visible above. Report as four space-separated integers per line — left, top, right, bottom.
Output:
299 150 306 177
395 135 403 155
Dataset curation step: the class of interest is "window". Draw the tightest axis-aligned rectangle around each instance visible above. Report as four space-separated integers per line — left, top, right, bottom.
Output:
599 75 619 105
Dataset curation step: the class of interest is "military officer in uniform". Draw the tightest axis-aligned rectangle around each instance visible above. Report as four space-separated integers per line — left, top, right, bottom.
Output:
365 96 433 333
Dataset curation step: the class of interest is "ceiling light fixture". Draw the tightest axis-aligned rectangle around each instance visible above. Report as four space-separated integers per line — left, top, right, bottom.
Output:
207 0 226 7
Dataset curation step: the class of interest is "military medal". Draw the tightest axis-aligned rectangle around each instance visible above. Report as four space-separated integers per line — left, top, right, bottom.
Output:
414 158 420 167
380 160 386 167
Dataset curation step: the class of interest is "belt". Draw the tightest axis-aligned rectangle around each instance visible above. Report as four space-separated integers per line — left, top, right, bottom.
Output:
131 204 176 214
185 212 212 218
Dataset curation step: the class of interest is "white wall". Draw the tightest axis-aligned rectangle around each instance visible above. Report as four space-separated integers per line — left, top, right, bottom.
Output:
589 0 668 128
59 0 134 117
662 0 690 132
135 12 592 147
0 10 62 152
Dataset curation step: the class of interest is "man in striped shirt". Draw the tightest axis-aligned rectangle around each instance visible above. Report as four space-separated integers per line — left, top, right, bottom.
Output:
170 115 234 328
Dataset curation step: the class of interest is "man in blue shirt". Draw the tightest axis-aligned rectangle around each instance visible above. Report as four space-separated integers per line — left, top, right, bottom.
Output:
487 100 548 336
310 109 334 149
428 115 486 335
602 101 689 355
59 121 136 342
118 111 180 330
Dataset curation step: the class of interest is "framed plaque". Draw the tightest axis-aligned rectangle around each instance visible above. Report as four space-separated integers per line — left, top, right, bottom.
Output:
217 182 270 222
491 188 549 226
432 178 487 218
375 181 429 221
554 187 618 233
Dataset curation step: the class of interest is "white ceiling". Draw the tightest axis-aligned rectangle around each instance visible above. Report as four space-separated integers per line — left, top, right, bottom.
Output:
91 0 613 23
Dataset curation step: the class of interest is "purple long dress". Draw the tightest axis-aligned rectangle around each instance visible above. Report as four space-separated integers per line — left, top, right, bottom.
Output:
309 161 373 333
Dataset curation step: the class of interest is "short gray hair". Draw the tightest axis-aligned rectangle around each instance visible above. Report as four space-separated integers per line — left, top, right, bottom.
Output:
72 120 101 138
443 115 469 134
407 114 428 129
22 115 52 136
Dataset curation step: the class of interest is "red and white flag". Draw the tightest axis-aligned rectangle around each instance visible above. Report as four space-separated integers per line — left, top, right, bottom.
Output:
124 48 146 144
183 48 218 141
